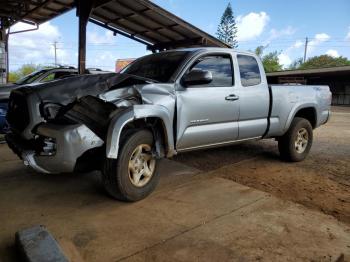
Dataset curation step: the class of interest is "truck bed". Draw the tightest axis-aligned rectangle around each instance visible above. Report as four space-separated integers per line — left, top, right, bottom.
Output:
267 84 331 137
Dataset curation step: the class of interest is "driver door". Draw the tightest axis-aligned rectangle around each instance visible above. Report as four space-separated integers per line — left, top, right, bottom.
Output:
176 53 239 151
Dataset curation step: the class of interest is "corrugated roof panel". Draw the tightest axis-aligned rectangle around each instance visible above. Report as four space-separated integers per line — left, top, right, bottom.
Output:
1 0 229 50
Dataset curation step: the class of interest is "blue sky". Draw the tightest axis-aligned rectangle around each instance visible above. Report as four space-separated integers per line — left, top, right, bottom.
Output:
8 0 350 71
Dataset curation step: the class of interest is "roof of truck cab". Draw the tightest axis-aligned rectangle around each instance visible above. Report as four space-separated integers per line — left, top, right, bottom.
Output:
166 47 256 56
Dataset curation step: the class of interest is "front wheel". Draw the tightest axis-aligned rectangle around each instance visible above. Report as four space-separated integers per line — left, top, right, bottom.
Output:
102 129 159 201
278 117 313 162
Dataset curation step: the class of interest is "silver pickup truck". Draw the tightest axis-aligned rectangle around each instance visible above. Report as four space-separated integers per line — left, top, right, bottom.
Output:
6 48 331 201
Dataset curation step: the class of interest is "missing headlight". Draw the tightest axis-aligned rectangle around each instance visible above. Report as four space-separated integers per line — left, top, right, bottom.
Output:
40 102 62 120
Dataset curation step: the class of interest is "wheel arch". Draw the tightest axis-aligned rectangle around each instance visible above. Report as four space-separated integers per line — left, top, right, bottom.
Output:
285 104 318 132
294 107 317 128
106 105 175 159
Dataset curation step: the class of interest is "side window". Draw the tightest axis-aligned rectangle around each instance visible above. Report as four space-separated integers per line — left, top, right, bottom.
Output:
54 71 77 80
188 55 233 87
237 55 261 87
40 73 55 83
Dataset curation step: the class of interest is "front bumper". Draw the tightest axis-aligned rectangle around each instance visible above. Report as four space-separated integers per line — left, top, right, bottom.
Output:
6 124 103 174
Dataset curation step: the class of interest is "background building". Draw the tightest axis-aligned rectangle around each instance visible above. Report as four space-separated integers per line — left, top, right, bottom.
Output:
115 58 135 73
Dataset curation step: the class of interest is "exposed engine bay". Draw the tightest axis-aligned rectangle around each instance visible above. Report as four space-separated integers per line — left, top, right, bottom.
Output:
46 92 140 140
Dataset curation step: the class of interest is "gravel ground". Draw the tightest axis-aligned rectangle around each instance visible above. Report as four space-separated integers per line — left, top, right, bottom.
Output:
174 106 350 224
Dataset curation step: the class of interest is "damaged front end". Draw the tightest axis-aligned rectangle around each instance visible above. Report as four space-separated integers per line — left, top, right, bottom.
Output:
6 73 176 174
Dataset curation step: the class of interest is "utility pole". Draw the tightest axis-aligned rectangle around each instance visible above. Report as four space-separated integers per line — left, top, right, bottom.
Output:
303 37 308 63
53 41 58 66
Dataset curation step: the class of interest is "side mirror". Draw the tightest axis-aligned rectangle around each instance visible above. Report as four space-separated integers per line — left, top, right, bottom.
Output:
182 69 213 86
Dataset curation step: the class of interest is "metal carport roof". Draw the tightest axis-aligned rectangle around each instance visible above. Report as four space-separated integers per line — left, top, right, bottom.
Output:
0 0 75 27
1 0 229 51
89 0 229 51
1 0 230 77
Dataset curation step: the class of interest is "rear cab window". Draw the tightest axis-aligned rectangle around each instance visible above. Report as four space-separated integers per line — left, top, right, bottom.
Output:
237 54 261 87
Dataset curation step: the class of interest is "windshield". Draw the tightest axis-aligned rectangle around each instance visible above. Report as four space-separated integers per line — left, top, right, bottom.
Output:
15 69 49 85
122 51 190 83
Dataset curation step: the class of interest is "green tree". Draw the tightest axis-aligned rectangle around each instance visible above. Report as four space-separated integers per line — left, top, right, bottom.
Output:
254 45 265 57
8 72 21 82
299 55 350 69
216 3 238 48
288 57 304 70
8 64 41 83
262 51 283 72
253 46 283 72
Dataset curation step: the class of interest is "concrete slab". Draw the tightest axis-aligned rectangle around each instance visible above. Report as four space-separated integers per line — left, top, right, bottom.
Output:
126 190 350 261
0 142 349 261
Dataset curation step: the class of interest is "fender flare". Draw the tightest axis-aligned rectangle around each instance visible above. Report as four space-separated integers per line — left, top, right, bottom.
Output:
106 105 175 159
284 102 318 133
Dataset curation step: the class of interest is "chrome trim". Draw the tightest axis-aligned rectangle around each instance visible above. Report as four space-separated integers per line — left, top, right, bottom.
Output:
177 136 261 152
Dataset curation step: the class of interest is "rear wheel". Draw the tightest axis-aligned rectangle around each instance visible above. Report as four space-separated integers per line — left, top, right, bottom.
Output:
278 117 313 162
102 129 159 201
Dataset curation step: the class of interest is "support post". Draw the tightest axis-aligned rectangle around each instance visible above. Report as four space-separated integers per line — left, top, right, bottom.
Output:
77 0 93 74
0 19 9 84
303 37 308 63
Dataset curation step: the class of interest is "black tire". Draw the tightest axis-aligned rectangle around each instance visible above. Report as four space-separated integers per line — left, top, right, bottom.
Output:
102 129 160 201
278 117 313 162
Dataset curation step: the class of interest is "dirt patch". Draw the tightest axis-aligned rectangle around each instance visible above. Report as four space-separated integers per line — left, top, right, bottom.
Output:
175 107 350 224
215 155 350 224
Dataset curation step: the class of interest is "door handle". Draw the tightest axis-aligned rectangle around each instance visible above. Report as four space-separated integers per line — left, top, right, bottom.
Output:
225 94 239 101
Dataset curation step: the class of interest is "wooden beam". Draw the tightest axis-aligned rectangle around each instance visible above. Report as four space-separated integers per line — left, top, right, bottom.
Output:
77 0 93 74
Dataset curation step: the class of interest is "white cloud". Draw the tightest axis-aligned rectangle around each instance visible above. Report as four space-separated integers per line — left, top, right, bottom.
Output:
278 33 330 63
87 30 116 45
278 53 292 67
9 22 72 68
10 22 60 49
293 40 304 48
271 26 295 38
87 50 115 71
236 12 270 41
268 26 296 41
308 33 330 52
276 39 303 62
326 49 340 58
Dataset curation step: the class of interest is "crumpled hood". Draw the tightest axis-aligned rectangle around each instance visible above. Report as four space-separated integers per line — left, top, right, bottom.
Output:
14 72 174 107
14 73 122 106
